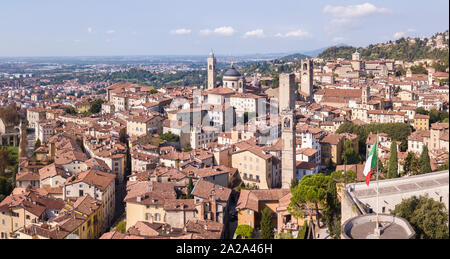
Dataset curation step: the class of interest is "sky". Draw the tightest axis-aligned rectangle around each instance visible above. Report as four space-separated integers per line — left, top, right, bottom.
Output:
0 0 448 57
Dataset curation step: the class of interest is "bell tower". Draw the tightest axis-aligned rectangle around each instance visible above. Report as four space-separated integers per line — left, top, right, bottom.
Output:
207 50 217 90
281 110 296 189
301 59 314 101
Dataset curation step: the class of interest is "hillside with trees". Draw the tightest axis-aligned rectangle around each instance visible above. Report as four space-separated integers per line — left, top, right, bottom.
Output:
318 30 449 70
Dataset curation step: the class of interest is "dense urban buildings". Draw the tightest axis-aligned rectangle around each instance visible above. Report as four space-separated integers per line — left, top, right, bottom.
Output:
0 11 448 240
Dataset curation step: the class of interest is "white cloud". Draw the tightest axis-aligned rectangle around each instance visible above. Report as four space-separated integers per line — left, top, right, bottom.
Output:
87 27 93 34
332 37 346 43
170 28 192 35
214 26 235 36
243 29 265 38
275 29 309 38
323 3 391 32
393 32 405 39
106 30 116 34
393 28 416 39
200 26 235 36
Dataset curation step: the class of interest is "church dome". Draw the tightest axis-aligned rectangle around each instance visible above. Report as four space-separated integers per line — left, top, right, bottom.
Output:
223 63 241 77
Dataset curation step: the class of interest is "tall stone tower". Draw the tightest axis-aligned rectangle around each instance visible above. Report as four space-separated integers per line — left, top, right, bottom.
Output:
279 73 295 114
362 85 370 105
279 72 296 189
281 110 296 189
385 85 392 101
300 59 313 101
351 50 362 71
207 51 217 90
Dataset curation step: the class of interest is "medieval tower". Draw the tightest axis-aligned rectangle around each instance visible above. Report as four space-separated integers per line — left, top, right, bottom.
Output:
362 85 370 106
300 59 313 101
279 73 296 189
207 51 217 90
279 73 295 113
281 110 296 189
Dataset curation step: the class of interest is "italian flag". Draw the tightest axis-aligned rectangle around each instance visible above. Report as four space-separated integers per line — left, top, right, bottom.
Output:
363 140 378 186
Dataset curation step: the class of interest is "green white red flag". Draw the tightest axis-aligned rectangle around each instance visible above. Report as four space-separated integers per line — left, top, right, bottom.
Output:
363 140 378 186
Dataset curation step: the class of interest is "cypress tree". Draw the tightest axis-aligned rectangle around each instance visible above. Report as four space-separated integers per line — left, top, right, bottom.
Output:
324 178 341 239
187 177 194 198
388 142 399 178
420 145 432 174
260 207 274 239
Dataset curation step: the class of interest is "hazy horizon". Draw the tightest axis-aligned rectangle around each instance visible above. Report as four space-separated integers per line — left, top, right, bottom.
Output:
1 0 448 57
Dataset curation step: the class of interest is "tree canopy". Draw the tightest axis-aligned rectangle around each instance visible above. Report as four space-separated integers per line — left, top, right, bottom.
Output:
289 174 329 228
392 195 449 239
88 99 105 114
260 207 274 239
0 104 19 126
387 142 399 179
235 225 254 239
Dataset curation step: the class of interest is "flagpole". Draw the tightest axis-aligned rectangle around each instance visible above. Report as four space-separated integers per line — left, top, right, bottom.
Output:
375 131 380 237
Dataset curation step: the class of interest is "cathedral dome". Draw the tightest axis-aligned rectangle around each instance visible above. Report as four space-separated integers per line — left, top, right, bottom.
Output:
223 63 241 77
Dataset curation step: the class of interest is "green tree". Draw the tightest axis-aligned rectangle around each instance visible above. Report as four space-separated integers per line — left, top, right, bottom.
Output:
115 221 127 234
186 177 194 199
436 160 449 171
235 225 254 239
416 107 428 115
341 139 359 165
387 142 399 179
323 178 341 239
182 145 193 152
403 152 420 176
88 99 104 114
330 170 357 184
290 178 299 192
0 148 9 176
159 132 179 143
0 176 13 201
65 107 77 115
392 196 449 239
297 221 309 239
289 174 329 229
419 145 432 174
34 139 41 151
260 207 274 239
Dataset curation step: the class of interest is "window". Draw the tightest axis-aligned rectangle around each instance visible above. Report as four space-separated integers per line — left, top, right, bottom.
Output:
382 207 386 213
145 213 151 220
1 219 4 225
155 213 161 221
247 210 252 215
79 190 84 196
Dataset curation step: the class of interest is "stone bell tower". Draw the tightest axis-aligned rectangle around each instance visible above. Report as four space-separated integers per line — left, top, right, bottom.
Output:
301 59 314 102
207 50 217 90
281 110 296 189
